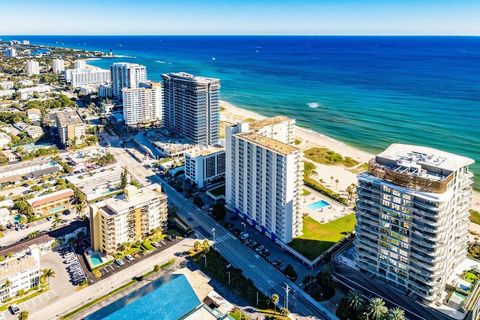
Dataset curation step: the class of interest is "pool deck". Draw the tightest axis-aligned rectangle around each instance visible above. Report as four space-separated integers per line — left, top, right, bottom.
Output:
301 186 352 223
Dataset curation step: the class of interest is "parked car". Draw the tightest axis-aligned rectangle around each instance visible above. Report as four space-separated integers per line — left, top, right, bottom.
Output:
240 233 249 240
9 304 20 315
255 245 265 252
125 255 135 262
115 259 125 266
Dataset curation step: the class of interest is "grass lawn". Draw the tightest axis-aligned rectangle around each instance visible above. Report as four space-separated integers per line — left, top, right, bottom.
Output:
470 210 480 225
230 309 251 320
304 147 359 167
289 214 356 261
302 189 311 196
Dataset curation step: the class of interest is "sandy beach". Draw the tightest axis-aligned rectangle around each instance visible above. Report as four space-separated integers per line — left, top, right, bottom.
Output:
220 100 480 212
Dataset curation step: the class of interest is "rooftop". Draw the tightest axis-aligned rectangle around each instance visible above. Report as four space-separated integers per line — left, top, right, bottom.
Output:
162 72 220 85
236 132 299 156
55 110 84 127
249 116 292 130
96 184 166 216
375 144 474 181
185 146 225 157
27 188 74 208
0 254 38 279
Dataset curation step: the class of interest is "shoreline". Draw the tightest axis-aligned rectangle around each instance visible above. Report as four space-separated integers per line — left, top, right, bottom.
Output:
220 100 480 212
221 100 373 163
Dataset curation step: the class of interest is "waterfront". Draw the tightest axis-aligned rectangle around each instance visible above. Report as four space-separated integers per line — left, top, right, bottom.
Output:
4 35 479 187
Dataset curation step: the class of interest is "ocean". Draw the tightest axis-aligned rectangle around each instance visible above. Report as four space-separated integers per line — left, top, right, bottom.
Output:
4 36 480 187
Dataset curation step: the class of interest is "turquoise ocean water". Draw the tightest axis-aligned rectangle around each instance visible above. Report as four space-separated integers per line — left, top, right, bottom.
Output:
5 36 479 187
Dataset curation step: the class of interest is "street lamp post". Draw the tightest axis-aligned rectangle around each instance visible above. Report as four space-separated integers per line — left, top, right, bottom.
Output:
202 254 207 268
227 271 231 285
241 222 246 234
212 227 216 248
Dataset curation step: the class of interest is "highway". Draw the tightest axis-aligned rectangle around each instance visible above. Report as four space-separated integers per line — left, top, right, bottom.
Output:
101 132 338 320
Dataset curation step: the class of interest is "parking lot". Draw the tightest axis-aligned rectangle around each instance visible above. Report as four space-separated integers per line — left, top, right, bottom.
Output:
0 249 78 320
218 211 320 285
74 234 183 284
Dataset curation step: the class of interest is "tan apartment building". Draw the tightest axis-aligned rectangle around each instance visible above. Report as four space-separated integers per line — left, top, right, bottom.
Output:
89 185 168 255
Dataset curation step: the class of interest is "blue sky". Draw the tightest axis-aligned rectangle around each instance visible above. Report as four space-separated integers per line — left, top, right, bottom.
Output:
1 0 479 35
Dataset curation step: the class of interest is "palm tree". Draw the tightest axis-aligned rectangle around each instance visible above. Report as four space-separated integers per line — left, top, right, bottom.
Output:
330 176 334 185
52 214 61 229
335 179 339 190
280 307 289 316
346 290 365 312
2 279 12 290
317 263 335 287
75 202 85 217
367 297 388 320
271 293 279 314
153 264 161 276
193 241 202 252
18 311 29 320
387 307 406 320
346 184 356 201
42 268 55 286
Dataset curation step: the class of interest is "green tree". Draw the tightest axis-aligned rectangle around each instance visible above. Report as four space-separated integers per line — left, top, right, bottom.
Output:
52 214 61 229
271 293 279 314
212 203 227 221
153 264 161 276
42 268 56 286
347 289 365 312
18 311 29 320
367 297 388 320
193 240 202 252
120 168 128 189
387 307 406 320
14 200 33 216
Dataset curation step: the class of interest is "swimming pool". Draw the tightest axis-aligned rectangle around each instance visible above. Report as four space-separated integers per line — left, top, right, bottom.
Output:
307 199 330 211
85 274 200 320
90 253 103 267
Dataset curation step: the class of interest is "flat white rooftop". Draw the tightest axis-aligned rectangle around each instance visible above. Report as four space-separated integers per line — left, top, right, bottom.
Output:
378 144 474 173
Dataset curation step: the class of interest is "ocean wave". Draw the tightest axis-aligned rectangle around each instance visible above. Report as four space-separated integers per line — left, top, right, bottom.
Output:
306 102 321 108
155 60 170 64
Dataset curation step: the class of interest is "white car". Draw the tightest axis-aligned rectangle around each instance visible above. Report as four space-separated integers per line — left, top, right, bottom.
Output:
115 259 125 266
240 233 249 240
125 255 135 262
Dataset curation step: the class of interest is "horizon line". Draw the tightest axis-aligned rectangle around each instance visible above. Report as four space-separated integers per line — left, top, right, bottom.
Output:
1 34 479 37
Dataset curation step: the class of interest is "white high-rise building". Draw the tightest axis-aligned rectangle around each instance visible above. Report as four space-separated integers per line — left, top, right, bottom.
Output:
25 60 40 76
74 60 87 69
162 72 220 145
225 116 303 243
111 63 147 100
65 68 111 87
185 147 226 188
122 81 162 127
4 47 16 58
52 59 65 73
355 144 474 303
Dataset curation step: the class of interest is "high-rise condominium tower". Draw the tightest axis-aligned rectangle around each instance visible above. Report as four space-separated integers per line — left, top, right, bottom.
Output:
111 63 147 100
122 81 162 127
162 72 220 145
225 116 302 243
355 144 474 303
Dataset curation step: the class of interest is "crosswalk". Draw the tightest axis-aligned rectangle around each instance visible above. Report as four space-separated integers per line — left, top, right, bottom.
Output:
215 233 234 244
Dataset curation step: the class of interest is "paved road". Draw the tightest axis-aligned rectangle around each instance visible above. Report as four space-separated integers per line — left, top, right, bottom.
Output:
332 244 450 320
101 130 338 319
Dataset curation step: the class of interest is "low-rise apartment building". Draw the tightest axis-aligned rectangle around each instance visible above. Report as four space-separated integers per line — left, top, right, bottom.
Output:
90 185 168 255
0 247 40 303
27 188 74 216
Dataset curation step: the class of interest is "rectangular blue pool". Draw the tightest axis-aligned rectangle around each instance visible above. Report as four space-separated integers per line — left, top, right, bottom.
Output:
307 199 330 211
85 274 200 320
